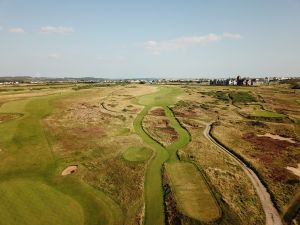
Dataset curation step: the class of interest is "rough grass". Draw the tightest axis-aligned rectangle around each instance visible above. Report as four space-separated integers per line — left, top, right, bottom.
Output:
143 107 179 147
165 162 220 223
45 86 155 225
123 146 152 162
207 91 229 102
0 113 22 123
213 121 300 210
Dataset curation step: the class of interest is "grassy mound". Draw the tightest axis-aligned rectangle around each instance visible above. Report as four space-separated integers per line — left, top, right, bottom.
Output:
165 162 220 223
0 179 84 225
230 91 257 103
123 146 152 162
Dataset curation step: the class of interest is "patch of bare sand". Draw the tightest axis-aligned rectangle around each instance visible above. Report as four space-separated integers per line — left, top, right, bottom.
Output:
286 164 300 178
257 133 295 143
61 165 78 176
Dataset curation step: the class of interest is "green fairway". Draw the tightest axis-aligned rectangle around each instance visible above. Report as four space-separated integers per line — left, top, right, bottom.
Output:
134 87 182 225
254 110 286 118
165 162 220 222
164 106 190 162
123 146 152 162
0 94 123 225
0 179 84 225
134 86 208 225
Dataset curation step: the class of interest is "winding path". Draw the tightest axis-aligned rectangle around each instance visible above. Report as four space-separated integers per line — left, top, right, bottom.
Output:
203 122 283 225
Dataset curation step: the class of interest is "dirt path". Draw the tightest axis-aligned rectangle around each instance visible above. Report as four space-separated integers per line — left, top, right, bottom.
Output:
203 122 283 225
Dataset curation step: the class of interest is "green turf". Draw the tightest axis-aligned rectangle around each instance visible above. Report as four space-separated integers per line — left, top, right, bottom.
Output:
123 146 152 162
0 179 84 225
165 162 221 222
0 94 123 225
254 110 286 118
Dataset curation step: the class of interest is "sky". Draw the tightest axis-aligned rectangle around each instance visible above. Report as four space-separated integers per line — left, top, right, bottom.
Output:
0 0 300 78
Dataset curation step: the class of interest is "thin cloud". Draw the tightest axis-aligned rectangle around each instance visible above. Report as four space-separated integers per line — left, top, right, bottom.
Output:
48 53 60 59
97 56 125 63
222 32 242 39
40 26 74 34
9 27 25 33
143 33 242 54
0 26 3 31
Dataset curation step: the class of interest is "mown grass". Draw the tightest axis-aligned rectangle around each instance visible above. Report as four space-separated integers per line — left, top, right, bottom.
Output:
123 146 152 162
0 179 84 225
165 162 220 222
0 94 123 225
254 110 286 118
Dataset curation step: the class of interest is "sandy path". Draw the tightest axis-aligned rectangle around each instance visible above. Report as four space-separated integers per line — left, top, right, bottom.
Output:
203 122 283 225
257 133 295 143
286 164 300 177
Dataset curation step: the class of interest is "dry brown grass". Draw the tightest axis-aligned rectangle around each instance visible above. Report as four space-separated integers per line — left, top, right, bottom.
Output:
143 107 178 146
171 86 265 224
45 85 156 225
213 120 300 209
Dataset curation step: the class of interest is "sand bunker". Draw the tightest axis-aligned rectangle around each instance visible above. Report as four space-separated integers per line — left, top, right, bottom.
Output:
286 164 300 178
257 133 295 143
61 165 78 176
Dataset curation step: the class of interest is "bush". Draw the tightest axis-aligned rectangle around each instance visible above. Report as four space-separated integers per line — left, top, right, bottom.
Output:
229 91 257 103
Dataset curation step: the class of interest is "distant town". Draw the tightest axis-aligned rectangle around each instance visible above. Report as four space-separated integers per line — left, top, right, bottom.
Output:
0 75 299 86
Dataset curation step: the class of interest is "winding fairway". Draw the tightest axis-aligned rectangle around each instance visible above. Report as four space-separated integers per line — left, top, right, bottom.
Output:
134 86 219 225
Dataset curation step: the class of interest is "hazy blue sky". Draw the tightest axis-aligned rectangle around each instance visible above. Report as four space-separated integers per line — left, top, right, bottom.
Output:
0 0 299 78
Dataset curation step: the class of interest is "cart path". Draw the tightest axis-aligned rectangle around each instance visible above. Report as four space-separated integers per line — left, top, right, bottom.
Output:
203 122 283 225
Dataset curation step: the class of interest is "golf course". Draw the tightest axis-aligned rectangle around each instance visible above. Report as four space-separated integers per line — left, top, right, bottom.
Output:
0 82 299 225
